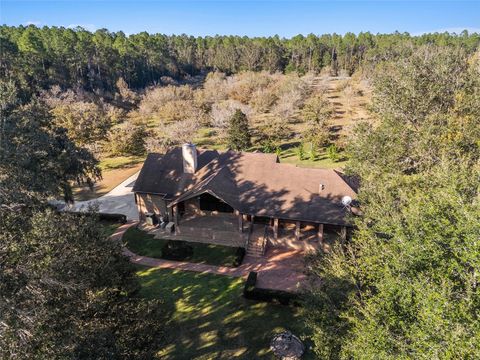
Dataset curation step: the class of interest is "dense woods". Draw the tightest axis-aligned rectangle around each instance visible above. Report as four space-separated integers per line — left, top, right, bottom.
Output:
2 25 480 98
305 46 480 359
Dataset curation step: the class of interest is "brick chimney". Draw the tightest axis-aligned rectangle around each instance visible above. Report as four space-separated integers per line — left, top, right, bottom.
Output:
182 143 197 174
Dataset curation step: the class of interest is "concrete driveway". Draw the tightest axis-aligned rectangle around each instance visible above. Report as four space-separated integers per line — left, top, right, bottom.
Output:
66 171 140 220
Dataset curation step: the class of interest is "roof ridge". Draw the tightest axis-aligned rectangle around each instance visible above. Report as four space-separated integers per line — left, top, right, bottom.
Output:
169 164 227 206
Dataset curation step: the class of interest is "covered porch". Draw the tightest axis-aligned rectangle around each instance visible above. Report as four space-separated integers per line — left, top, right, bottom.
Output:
268 219 348 253
165 192 349 255
168 192 248 248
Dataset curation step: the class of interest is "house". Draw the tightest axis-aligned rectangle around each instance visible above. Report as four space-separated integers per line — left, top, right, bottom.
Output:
133 143 358 256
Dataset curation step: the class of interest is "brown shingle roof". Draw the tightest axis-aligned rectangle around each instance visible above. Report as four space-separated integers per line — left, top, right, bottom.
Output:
133 147 357 226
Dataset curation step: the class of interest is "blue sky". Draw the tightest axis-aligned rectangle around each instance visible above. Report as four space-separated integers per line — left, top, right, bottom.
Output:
1 1 479 37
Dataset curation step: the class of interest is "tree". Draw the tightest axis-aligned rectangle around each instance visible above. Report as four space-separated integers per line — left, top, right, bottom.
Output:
106 122 148 156
304 46 480 359
0 87 166 359
0 209 165 359
163 117 200 147
1 25 479 97
50 100 112 147
0 98 100 204
115 77 139 107
227 109 251 151
301 93 333 148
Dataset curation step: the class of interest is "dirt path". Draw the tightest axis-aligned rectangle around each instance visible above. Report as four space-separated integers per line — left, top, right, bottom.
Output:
311 76 371 138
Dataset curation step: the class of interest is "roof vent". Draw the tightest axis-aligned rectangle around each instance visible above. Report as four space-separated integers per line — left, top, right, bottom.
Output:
182 143 197 174
319 183 325 192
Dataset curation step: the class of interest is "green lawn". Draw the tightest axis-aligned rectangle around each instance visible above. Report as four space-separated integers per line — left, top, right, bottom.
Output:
124 227 241 267
99 155 145 171
276 141 349 169
136 266 313 359
99 220 122 237
193 126 348 169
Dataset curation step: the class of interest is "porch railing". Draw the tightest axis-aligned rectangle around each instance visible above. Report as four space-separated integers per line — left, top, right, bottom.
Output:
261 224 269 255
244 220 255 249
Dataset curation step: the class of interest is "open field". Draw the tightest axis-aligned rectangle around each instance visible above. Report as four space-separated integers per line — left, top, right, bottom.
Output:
321 77 372 137
136 266 313 359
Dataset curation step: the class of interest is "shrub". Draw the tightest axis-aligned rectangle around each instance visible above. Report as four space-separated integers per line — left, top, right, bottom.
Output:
261 140 277 153
307 146 318 160
327 144 339 162
244 271 257 293
63 211 127 224
294 144 306 160
98 213 127 224
275 146 282 157
161 240 193 261
233 247 246 267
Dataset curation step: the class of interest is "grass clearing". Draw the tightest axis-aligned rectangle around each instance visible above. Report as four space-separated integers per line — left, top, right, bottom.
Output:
99 155 145 171
278 144 349 169
124 227 241 267
136 266 313 359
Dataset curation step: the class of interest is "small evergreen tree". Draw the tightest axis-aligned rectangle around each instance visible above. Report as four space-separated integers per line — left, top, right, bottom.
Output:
227 109 251 151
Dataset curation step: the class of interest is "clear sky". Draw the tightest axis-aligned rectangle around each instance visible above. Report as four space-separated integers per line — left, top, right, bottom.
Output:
1 1 479 37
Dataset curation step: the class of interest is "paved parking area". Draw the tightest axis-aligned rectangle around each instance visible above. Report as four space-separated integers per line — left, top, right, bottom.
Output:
67 171 140 220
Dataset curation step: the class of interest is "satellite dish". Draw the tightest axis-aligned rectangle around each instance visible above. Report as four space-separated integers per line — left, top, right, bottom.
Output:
341 196 352 207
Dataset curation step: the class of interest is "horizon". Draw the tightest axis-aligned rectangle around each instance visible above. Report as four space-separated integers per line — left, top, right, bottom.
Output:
1 1 479 37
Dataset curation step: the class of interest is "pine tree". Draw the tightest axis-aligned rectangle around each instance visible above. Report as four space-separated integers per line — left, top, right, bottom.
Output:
227 109 251 151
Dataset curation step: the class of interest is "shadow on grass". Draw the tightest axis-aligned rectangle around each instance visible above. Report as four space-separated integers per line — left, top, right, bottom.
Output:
136 266 314 359
124 227 241 267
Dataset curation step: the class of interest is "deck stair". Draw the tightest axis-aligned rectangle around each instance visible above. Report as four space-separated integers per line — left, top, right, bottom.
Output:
246 224 269 257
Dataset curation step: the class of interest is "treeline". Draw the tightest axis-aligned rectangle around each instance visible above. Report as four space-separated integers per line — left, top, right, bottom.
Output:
1 25 479 98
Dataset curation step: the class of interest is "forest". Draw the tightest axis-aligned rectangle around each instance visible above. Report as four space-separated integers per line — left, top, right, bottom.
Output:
2 25 480 96
1 25 480 359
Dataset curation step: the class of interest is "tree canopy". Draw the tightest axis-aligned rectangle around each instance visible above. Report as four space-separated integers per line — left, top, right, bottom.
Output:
2 25 479 98
304 46 480 359
0 83 166 359
227 109 251 151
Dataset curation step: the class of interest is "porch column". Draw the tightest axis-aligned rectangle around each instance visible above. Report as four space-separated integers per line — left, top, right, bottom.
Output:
340 226 347 242
235 210 243 232
317 223 324 245
295 221 301 241
273 218 279 239
173 204 179 234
